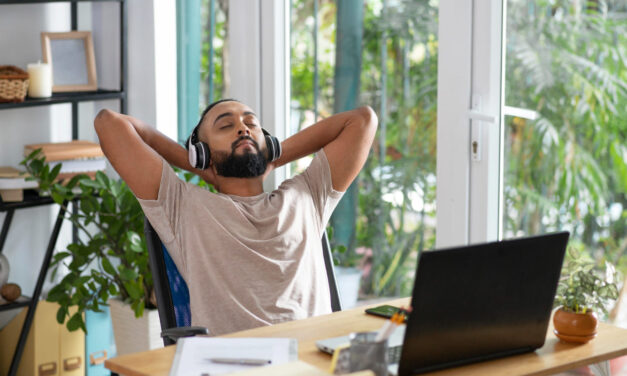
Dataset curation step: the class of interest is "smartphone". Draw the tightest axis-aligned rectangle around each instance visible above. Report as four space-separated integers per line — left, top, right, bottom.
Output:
365 304 406 321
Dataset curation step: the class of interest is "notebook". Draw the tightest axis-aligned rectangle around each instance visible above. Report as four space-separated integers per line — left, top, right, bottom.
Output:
169 337 298 376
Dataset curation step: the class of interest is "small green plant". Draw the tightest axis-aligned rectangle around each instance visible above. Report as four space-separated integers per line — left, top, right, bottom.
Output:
326 225 362 267
554 247 620 316
21 149 153 332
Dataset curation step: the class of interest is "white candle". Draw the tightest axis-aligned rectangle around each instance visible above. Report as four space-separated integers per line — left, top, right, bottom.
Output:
27 62 52 98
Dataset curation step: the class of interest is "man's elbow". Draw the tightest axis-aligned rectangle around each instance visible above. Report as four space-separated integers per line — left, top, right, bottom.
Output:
94 109 117 134
357 106 378 139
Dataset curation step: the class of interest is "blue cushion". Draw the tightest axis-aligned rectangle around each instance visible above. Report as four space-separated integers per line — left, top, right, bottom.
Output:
161 244 192 327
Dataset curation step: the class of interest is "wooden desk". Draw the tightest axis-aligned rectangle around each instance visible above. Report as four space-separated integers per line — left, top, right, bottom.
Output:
105 298 627 376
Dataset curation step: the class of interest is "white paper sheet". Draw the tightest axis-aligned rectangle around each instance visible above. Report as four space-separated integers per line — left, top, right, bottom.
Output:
169 337 298 376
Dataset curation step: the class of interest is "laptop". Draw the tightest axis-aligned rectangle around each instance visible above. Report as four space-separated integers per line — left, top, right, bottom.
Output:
316 231 569 376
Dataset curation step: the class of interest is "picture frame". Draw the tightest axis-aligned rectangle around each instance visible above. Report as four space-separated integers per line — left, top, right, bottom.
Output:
41 31 98 92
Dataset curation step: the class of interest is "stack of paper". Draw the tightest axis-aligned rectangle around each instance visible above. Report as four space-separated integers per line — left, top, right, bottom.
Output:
169 337 298 376
0 167 38 202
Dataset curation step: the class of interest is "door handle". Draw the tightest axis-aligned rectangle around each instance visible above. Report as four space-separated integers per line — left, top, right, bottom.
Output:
89 350 108 365
38 361 57 376
63 356 81 371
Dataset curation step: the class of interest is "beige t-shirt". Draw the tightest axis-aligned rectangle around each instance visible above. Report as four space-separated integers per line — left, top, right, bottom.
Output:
137 150 343 335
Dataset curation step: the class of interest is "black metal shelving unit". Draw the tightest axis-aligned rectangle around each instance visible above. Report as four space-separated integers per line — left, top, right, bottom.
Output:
0 1 127 375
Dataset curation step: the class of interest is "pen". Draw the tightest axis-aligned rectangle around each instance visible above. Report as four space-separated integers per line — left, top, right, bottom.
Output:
375 307 407 342
207 357 272 366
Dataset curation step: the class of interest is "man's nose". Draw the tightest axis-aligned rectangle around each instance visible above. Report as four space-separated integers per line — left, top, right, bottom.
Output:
237 123 250 136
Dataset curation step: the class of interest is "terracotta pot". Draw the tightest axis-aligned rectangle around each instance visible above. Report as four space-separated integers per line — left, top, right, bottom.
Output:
553 307 598 344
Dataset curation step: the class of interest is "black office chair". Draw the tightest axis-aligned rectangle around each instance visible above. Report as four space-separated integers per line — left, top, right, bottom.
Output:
144 218 209 345
144 217 342 346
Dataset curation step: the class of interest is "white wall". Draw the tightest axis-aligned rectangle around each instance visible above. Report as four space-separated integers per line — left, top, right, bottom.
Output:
0 3 74 307
0 1 177 328
92 0 178 140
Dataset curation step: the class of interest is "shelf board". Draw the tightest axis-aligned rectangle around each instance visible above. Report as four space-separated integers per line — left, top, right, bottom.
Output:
0 295 31 312
0 0 123 4
0 190 55 212
0 89 125 110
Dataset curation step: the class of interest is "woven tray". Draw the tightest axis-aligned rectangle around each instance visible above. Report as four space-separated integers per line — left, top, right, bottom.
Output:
0 65 29 103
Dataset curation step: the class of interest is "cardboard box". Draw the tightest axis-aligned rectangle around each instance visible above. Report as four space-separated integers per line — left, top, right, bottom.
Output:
0 301 84 376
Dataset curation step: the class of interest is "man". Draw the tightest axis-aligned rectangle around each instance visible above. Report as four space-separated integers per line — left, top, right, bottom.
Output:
94 99 377 335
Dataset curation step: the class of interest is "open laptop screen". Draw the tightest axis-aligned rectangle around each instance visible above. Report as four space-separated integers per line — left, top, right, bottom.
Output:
398 231 569 376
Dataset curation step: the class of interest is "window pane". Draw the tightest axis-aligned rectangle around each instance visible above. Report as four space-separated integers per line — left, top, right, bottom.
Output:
503 0 627 319
290 0 439 304
200 0 228 106
177 0 228 143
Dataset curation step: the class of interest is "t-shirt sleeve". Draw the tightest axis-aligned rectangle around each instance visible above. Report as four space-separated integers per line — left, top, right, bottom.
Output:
301 149 345 229
136 159 187 271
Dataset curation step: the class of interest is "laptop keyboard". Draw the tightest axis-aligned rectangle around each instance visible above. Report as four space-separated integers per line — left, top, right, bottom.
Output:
388 345 402 363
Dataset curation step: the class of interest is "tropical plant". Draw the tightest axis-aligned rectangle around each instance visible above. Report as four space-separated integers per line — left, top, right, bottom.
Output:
290 0 439 298
288 0 627 302
21 150 152 332
555 248 620 316
356 0 439 297
504 0 627 293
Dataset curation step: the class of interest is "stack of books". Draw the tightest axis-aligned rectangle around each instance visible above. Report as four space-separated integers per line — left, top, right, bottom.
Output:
0 167 38 202
23 140 106 181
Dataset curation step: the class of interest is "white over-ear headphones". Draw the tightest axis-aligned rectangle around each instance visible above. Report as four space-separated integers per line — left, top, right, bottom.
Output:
187 127 281 170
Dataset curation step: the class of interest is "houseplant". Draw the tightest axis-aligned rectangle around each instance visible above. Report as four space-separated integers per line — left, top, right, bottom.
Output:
21 150 156 346
327 226 363 308
553 248 620 343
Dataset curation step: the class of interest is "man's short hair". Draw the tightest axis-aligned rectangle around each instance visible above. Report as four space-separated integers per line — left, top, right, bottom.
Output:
185 98 239 150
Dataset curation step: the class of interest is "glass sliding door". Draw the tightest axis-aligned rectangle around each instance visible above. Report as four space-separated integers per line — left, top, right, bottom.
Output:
502 0 627 319
290 0 439 301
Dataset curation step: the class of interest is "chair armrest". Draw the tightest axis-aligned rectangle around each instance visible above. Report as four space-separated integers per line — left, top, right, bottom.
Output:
161 326 209 343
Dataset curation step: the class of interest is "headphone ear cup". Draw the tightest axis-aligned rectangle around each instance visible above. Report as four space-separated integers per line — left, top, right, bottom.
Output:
188 141 211 170
196 141 211 169
188 144 198 168
265 135 282 162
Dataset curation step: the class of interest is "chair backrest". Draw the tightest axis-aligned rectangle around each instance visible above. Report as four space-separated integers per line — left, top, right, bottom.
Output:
144 217 343 343
144 218 191 346
322 233 342 312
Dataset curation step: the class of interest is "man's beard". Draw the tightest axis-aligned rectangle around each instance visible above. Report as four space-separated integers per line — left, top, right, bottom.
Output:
212 136 268 178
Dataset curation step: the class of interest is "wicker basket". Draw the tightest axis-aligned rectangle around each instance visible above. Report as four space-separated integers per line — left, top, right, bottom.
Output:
0 65 29 103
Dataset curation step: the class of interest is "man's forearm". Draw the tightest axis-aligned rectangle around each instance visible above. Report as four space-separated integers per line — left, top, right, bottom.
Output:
117 114 195 173
274 106 376 167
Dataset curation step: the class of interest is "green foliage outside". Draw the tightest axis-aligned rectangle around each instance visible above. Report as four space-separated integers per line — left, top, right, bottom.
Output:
291 0 439 297
504 0 627 302
21 150 151 333
358 0 438 297
291 0 627 305
200 0 228 106
197 0 627 306
327 225 360 267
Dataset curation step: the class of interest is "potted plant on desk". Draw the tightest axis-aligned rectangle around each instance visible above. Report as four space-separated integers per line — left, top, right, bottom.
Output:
21 150 161 355
553 248 620 344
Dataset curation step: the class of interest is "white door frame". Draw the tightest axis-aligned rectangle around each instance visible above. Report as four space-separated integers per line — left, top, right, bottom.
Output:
228 0 288 190
436 0 504 247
